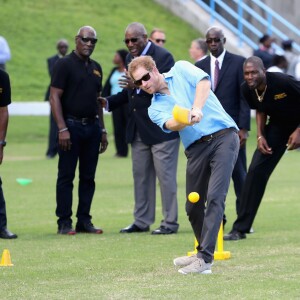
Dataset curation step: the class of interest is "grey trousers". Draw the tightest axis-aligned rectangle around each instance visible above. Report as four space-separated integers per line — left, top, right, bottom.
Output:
131 133 180 232
185 129 239 263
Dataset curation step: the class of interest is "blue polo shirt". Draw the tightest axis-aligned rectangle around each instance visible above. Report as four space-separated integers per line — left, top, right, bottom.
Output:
148 61 238 149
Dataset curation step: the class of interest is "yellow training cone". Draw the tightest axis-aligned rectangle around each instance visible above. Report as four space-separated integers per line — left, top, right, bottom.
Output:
0 249 14 266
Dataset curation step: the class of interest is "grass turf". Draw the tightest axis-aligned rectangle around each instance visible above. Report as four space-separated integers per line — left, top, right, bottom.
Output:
0 0 200 101
0 116 299 299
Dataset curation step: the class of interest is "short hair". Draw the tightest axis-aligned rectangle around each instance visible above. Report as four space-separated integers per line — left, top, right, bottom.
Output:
125 22 147 35
77 26 97 37
259 34 270 44
150 28 165 38
244 56 265 69
271 54 287 67
56 39 69 47
128 56 156 79
206 26 225 38
193 38 208 54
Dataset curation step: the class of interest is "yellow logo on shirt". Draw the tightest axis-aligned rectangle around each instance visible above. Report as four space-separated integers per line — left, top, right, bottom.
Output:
93 69 101 77
274 93 287 100
0 88 3 94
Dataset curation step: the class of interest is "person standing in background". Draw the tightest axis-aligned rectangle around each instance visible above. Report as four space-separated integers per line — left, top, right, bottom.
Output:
149 28 166 47
50 26 108 235
253 34 275 69
267 54 288 73
281 39 299 77
45 39 69 159
102 49 129 157
0 36 11 71
101 22 180 235
0 69 17 239
189 38 208 63
196 27 250 228
224 56 300 241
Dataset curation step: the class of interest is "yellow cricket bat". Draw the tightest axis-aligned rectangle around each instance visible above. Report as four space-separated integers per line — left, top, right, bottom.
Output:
172 104 192 125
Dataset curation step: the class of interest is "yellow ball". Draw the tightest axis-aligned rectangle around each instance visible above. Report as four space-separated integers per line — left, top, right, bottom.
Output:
188 192 200 203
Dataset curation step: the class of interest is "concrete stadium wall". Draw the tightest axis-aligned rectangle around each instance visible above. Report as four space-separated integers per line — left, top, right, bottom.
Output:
153 0 253 57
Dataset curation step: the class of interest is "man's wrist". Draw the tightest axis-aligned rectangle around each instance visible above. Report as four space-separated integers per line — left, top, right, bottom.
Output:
0 140 7 147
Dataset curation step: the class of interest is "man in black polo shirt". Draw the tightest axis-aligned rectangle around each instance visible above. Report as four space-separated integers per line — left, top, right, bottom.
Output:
50 26 108 235
224 56 300 240
0 69 17 239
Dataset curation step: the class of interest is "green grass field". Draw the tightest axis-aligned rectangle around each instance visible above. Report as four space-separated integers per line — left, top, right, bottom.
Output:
1 0 200 101
0 116 299 299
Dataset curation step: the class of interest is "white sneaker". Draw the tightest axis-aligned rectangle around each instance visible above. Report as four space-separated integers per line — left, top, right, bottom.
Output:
178 257 212 274
173 255 198 267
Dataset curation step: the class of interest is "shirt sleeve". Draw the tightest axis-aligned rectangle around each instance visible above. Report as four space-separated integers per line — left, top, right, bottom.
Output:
0 70 11 106
148 95 175 133
51 58 69 90
175 60 210 87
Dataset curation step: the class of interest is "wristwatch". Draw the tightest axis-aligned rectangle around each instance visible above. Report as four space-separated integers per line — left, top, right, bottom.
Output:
0 140 7 147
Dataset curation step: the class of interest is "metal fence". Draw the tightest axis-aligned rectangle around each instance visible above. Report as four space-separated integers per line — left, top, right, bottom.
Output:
195 0 300 54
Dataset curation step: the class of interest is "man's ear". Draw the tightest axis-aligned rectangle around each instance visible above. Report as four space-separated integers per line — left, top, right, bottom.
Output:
223 37 226 45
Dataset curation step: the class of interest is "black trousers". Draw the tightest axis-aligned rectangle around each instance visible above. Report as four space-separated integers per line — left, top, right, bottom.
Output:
185 129 239 263
0 177 7 229
112 104 128 157
56 118 102 227
232 123 295 233
46 111 58 157
223 144 247 225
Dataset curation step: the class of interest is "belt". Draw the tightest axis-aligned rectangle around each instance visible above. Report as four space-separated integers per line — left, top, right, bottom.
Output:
196 127 237 144
66 114 99 125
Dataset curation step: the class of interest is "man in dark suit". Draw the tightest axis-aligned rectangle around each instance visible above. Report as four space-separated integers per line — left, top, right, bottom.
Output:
196 27 250 227
45 39 69 158
101 22 180 235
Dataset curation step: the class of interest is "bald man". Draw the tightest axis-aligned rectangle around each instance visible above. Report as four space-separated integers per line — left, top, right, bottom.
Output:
50 26 108 235
224 56 300 240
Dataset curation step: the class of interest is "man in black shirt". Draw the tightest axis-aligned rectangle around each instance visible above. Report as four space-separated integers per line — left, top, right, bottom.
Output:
50 26 108 235
0 69 17 239
224 56 300 240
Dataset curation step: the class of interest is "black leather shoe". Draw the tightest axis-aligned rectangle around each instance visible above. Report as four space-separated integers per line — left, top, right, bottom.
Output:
76 222 103 234
151 226 175 235
0 228 18 239
223 230 246 241
57 224 76 235
120 224 149 233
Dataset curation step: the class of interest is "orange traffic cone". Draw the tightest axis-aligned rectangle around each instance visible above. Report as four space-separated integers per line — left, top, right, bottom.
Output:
0 249 14 266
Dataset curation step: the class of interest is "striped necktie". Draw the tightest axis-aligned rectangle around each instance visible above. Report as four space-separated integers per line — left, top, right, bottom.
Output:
214 59 220 91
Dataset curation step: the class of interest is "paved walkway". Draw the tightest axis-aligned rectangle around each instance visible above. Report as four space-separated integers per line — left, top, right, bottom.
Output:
8 102 110 116
9 102 50 116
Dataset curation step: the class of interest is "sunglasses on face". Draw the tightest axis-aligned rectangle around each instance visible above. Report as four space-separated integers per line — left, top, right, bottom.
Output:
124 37 139 44
155 39 166 44
133 72 151 86
206 38 223 44
78 36 98 45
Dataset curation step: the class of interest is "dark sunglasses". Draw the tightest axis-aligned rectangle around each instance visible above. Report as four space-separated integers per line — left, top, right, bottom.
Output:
124 38 139 44
78 36 98 45
133 73 151 86
206 38 223 44
155 39 166 44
